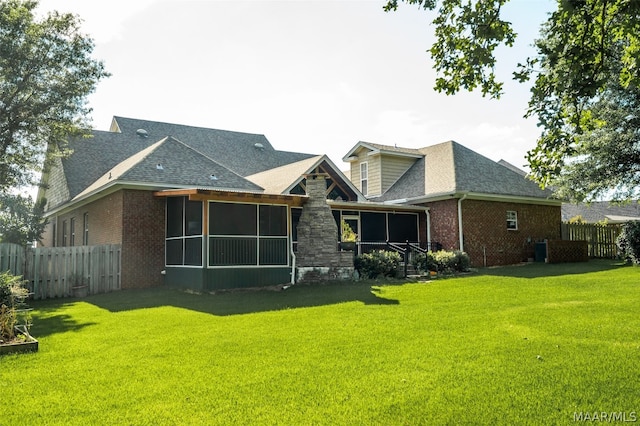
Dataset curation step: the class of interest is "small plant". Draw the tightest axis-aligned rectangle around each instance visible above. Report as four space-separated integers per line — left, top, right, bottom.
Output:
617 220 640 264
354 250 401 279
0 271 30 343
340 220 357 242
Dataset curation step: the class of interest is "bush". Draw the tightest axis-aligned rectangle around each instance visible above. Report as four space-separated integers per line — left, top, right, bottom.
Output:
413 251 437 273
0 271 29 342
617 221 640 264
413 250 471 274
354 250 402 279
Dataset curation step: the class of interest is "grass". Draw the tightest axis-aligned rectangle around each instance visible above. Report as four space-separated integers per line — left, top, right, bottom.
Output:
1 260 638 425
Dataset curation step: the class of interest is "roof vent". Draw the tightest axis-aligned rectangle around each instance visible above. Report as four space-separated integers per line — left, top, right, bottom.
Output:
209 174 218 181
254 142 264 150
136 128 149 138
156 163 163 170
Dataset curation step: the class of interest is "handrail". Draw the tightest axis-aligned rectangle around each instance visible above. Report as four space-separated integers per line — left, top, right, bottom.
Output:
408 242 427 254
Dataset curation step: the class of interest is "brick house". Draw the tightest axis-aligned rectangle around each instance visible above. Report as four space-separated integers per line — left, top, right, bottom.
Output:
38 117 428 290
342 141 562 266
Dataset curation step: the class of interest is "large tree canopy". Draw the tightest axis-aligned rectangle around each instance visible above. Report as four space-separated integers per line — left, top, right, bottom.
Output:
385 0 640 202
0 0 109 191
0 192 46 246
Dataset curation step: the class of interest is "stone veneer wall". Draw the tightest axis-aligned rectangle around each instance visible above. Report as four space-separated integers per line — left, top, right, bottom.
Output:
296 174 354 282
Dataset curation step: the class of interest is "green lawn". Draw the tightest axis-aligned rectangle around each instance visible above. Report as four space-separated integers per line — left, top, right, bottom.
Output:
2 260 638 425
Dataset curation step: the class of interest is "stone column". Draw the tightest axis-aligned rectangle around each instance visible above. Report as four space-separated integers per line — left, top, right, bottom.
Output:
296 173 354 282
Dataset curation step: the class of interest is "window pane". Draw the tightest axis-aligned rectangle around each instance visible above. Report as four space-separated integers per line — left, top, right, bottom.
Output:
166 239 183 265
388 213 418 242
259 238 288 265
166 197 184 237
184 237 203 266
209 202 257 235
185 200 203 236
259 205 287 236
361 212 386 242
507 211 518 230
209 237 257 265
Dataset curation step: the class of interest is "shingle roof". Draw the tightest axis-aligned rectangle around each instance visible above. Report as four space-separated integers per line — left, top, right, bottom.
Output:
342 140 423 161
562 201 640 223
372 140 553 201
58 116 317 203
246 155 324 194
73 137 262 200
111 117 316 176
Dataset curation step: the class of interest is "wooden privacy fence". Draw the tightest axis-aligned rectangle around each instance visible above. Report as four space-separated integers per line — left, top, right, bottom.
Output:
561 223 622 259
0 243 121 299
0 243 25 276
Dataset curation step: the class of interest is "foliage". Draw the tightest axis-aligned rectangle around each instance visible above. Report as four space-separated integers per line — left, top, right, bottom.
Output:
413 249 470 274
0 0 110 191
385 0 640 202
617 220 640 264
340 219 357 242
568 215 587 224
0 271 29 342
384 0 515 98
0 192 47 246
354 250 401 278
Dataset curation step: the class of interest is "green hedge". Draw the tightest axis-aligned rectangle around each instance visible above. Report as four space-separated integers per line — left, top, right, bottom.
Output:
354 250 402 279
617 221 640 265
413 250 471 274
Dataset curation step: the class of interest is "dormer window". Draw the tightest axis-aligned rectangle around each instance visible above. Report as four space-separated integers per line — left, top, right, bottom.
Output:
360 162 368 196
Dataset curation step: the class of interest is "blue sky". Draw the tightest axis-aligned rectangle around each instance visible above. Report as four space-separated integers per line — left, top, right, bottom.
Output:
37 0 555 171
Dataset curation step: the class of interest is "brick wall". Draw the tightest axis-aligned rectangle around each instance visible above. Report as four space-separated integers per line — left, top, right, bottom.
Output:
461 200 561 267
42 191 124 248
121 190 165 289
425 199 460 251
41 189 165 289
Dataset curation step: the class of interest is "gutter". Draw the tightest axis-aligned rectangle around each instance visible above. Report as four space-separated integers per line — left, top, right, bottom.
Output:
458 193 468 252
425 207 431 245
290 240 296 285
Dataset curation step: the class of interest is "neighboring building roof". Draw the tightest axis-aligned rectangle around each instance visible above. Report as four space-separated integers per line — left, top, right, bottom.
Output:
562 201 640 223
369 140 554 202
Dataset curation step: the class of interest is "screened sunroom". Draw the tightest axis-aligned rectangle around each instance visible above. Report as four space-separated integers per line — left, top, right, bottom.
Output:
156 189 430 290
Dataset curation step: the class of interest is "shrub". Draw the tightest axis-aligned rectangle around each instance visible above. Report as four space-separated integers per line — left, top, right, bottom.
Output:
412 250 471 274
354 250 402 279
0 271 29 342
413 251 437 273
617 221 640 264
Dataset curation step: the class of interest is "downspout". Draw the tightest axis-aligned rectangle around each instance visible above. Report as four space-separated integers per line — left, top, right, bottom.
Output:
425 208 431 247
290 240 296 285
458 193 468 252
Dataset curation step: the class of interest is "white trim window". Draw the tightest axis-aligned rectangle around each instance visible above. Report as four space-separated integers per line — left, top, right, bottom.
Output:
360 162 368 196
506 210 518 230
